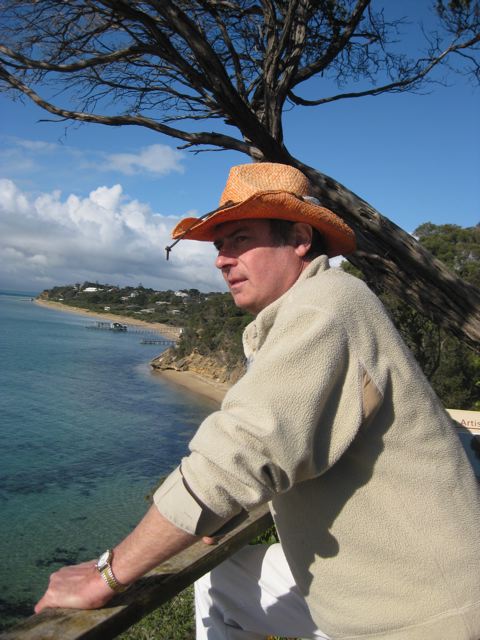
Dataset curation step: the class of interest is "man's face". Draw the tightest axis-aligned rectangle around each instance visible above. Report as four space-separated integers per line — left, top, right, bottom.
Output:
213 219 308 314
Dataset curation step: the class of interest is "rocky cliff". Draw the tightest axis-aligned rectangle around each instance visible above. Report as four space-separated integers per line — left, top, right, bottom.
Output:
151 347 246 385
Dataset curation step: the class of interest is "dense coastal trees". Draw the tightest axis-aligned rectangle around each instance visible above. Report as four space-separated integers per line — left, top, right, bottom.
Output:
40 283 216 325
174 292 252 362
1 1 479 347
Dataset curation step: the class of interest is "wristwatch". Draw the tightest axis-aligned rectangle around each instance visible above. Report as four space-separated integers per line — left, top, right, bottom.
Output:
95 549 127 592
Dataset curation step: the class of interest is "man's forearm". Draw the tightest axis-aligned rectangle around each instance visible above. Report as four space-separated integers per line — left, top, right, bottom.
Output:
35 505 198 613
110 504 198 585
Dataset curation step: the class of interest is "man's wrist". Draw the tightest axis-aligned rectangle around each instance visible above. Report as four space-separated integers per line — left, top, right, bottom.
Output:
95 549 129 593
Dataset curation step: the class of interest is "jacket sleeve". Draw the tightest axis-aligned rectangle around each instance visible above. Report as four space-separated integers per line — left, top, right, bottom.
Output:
154 300 373 536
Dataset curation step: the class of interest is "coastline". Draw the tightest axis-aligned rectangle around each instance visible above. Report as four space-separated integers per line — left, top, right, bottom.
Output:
35 298 181 338
35 298 230 404
154 369 230 404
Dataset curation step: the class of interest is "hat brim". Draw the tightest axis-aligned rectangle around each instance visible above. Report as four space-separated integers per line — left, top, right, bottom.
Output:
171 191 356 258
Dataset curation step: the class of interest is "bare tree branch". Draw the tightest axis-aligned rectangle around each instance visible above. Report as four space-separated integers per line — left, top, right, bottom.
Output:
289 31 480 105
293 0 372 84
195 0 248 99
0 0 479 347
0 43 145 72
0 61 253 154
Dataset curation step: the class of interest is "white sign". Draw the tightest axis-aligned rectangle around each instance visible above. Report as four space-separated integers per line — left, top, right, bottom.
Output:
446 409 480 434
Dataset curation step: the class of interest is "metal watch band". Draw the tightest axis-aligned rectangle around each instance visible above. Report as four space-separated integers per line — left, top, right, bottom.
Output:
99 565 127 592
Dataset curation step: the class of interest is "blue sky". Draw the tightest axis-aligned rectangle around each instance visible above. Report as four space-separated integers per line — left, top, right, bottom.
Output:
0 2 478 294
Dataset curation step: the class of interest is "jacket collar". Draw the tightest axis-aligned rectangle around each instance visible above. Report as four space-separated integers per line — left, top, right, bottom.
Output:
243 255 330 359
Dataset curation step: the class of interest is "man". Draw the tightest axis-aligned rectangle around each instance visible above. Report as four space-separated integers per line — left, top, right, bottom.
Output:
36 163 480 639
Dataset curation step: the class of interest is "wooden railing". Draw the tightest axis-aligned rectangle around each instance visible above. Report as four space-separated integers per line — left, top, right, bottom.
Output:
3 413 477 639
0 506 273 640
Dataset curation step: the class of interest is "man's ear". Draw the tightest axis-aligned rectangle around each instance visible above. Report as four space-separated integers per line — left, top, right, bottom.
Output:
292 223 313 257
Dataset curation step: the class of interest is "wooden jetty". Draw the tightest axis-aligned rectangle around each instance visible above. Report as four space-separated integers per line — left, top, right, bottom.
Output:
86 321 127 332
85 321 180 344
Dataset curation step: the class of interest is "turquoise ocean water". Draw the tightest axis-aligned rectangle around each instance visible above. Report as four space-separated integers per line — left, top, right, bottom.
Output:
0 291 217 630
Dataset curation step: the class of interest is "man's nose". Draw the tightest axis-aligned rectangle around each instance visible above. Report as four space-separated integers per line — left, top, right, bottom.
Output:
215 252 236 270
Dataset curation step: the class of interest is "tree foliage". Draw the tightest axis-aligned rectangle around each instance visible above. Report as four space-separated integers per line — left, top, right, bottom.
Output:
41 282 214 326
1 1 480 347
415 222 480 284
174 292 252 367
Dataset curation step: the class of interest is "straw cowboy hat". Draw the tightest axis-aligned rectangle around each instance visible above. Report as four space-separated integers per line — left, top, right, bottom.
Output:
169 163 356 258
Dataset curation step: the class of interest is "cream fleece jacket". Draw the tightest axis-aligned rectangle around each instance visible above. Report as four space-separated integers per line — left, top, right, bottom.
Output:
154 256 480 639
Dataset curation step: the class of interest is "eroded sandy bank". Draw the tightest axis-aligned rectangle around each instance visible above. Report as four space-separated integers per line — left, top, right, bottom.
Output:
154 369 230 404
35 297 230 404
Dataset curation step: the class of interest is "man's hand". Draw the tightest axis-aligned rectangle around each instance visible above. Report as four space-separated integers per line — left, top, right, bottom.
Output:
34 560 115 614
34 505 198 614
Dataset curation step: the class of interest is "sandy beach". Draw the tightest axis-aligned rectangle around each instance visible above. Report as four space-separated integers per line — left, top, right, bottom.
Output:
35 298 182 338
35 298 230 404
155 369 230 404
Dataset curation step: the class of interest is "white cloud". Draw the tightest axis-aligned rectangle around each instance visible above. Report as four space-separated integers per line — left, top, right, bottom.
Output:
0 136 60 174
0 137 185 185
106 144 185 176
0 146 38 173
0 178 30 214
0 179 224 293
13 138 58 152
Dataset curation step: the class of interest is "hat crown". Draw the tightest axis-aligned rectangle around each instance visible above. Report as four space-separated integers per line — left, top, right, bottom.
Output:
220 162 313 205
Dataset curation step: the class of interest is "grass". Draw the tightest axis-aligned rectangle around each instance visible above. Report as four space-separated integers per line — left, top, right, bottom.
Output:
119 586 195 640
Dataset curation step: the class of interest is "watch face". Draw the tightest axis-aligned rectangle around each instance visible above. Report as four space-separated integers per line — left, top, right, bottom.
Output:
97 550 111 571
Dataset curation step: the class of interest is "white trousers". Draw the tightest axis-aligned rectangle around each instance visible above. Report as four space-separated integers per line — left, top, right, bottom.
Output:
195 543 330 640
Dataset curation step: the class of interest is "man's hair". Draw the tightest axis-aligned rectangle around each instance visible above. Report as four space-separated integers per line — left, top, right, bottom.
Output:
268 219 327 259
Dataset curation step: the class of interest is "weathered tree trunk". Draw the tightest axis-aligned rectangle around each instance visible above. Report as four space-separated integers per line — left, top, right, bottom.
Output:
294 160 480 351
